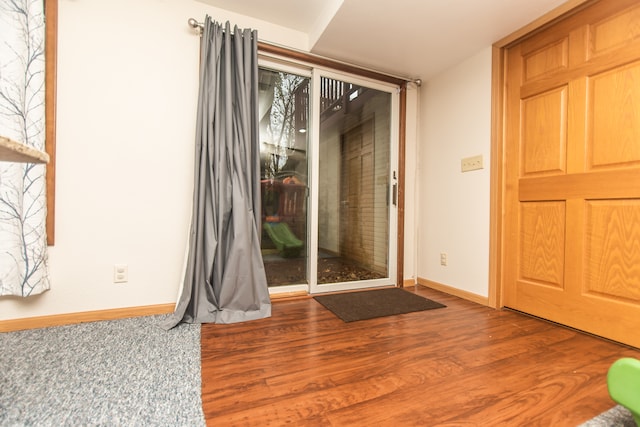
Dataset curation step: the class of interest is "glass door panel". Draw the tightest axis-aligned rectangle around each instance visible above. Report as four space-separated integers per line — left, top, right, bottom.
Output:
312 72 397 293
258 68 309 287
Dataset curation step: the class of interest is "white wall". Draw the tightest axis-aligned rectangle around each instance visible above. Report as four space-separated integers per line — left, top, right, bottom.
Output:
416 47 492 298
0 0 309 321
403 85 419 284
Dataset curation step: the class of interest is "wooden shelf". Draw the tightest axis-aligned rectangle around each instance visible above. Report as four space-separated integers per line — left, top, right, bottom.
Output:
0 135 49 164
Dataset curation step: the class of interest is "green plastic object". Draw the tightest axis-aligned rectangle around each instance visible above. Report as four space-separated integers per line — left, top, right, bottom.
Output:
263 222 303 258
607 357 640 425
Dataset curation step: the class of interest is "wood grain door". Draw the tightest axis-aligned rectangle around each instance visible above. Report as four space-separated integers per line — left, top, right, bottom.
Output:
503 0 640 348
340 120 375 267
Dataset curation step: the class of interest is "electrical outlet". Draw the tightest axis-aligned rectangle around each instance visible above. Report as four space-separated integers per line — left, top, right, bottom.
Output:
461 154 483 172
113 264 128 283
440 253 447 266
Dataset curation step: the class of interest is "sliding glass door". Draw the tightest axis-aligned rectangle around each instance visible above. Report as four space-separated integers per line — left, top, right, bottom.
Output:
259 62 398 294
258 65 310 291
310 70 397 293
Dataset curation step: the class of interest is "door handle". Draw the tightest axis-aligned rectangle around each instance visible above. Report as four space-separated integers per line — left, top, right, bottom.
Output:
392 183 397 206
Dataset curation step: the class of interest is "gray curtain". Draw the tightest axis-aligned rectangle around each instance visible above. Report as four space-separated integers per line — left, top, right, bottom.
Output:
164 17 271 328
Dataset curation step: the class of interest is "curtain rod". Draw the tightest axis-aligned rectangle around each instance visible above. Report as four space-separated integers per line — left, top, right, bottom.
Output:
186 18 421 86
187 18 203 31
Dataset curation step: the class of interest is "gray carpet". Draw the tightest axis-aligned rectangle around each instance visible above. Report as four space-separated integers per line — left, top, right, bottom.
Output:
579 405 636 426
0 314 205 426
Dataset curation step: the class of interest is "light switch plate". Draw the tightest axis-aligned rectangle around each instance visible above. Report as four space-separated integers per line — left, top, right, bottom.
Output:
461 155 483 172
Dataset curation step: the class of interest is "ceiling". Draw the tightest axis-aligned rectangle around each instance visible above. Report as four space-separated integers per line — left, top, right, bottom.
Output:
197 0 571 81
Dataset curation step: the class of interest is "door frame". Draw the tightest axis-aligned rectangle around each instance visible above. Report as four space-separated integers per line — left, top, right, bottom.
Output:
258 51 405 297
489 0 597 308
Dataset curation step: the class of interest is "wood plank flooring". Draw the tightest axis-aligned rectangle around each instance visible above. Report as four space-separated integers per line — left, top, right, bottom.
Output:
201 286 640 426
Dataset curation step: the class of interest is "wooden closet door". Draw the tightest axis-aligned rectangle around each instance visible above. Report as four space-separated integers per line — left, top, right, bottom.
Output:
340 121 375 267
503 0 640 347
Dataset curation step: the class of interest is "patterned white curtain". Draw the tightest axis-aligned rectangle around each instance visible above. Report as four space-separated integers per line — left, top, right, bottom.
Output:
0 0 50 296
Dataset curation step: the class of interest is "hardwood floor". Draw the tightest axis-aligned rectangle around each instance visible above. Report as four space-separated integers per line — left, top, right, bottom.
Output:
201 286 640 426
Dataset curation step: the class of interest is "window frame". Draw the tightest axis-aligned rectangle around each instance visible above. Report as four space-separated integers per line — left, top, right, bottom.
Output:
258 45 408 290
